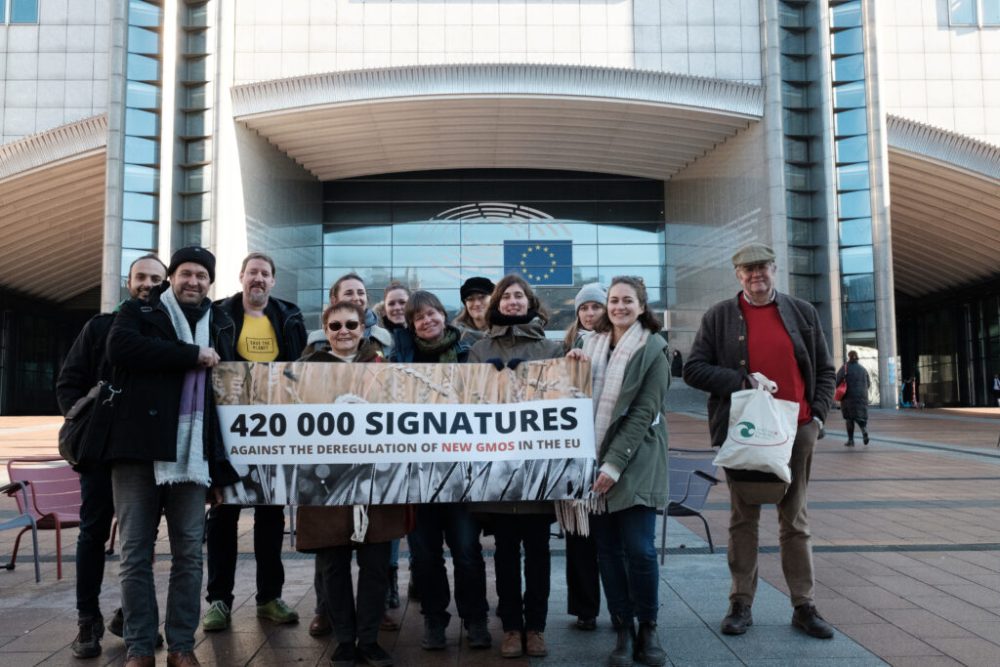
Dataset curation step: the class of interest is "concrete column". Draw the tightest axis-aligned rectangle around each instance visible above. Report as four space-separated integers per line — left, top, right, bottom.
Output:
100 0 129 311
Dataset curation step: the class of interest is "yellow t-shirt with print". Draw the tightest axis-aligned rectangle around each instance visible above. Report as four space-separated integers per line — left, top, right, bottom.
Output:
237 314 279 362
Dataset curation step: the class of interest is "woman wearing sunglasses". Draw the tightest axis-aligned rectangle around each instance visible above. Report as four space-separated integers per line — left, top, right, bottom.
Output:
296 301 410 667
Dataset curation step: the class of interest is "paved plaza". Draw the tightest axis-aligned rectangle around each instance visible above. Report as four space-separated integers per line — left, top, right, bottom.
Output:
1 383 998 666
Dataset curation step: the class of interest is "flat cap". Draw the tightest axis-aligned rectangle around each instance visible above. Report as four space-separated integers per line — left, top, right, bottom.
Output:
460 276 495 301
732 243 775 268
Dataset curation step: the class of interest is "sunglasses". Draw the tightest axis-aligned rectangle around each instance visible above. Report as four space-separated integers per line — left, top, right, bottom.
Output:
327 320 360 332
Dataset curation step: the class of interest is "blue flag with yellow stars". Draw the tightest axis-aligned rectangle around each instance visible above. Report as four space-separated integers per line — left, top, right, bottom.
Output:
503 240 573 286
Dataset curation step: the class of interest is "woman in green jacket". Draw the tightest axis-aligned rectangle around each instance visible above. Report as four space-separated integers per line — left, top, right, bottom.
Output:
567 276 670 667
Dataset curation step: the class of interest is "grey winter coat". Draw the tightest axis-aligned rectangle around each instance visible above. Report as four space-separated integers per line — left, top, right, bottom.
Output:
836 360 870 421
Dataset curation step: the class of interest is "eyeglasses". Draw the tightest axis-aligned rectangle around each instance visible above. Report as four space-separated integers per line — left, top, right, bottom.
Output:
327 320 360 332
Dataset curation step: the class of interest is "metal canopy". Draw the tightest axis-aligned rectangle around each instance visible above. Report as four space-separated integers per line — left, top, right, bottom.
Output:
232 64 764 182
886 116 1000 298
0 116 107 303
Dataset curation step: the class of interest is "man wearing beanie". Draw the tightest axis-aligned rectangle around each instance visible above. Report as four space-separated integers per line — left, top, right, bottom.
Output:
106 246 238 667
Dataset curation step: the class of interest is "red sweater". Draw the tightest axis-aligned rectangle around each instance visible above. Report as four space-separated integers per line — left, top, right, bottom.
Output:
739 296 811 425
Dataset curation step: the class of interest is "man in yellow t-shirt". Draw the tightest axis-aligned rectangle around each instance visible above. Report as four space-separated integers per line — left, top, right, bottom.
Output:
204 252 306 632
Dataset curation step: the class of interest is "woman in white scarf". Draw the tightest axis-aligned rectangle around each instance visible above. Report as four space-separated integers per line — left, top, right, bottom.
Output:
566 276 670 667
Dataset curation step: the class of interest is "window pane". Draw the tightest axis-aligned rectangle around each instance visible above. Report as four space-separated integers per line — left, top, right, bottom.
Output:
598 224 663 244
834 80 866 108
390 223 460 245
837 163 869 191
182 167 209 192
844 301 877 331
11 0 38 23
181 194 210 220
0 3 5 21
184 139 211 163
782 82 809 109
126 81 160 109
838 190 872 218
128 26 160 55
780 30 806 55
781 55 807 80
785 164 811 190
779 4 805 27
783 109 810 135
186 4 210 27
985 0 1000 24
948 0 977 25
831 28 864 55
831 2 863 28
124 136 159 164
123 192 158 221
786 191 813 217
598 244 663 265
835 108 868 136
184 111 208 136
836 135 869 163
393 246 461 267
129 0 161 27
842 273 874 302
123 164 159 193
841 246 874 274
127 53 160 82
125 108 159 136
185 57 208 81
833 54 865 82
785 137 810 163
324 225 392 245
839 217 872 246
323 245 392 267
122 220 157 249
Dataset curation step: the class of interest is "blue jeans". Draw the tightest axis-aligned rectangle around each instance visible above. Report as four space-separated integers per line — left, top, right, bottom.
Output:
112 462 206 656
408 504 488 626
76 464 115 621
591 505 659 623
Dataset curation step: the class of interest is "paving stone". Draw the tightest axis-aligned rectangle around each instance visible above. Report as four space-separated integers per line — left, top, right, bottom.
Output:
875 608 975 639
923 636 1000 667
835 623 941 658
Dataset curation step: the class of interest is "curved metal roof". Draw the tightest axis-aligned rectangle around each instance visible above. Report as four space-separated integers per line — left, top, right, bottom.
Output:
886 115 1000 298
231 64 764 182
0 116 107 302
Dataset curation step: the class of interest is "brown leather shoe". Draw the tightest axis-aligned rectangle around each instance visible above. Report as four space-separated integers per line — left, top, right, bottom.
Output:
500 630 523 658
124 655 155 667
166 652 202 667
525 630 547 657
309 613 332 637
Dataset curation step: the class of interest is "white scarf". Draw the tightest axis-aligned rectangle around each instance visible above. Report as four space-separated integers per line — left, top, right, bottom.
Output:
154 288 212 487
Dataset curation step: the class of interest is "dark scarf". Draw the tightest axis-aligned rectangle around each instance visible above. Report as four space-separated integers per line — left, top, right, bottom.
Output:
413 326 461 363
180 299 212 336
489 310 539 328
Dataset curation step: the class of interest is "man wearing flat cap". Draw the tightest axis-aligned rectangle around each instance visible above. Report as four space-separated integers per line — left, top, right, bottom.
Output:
106 246 238 667
684 243 836 640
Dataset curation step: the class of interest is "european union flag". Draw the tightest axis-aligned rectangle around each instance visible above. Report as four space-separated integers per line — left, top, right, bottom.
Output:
503 240 573 286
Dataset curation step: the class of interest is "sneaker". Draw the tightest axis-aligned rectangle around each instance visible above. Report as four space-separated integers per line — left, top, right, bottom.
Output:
108 608 164 647
309 613 332 637
465 618 492 649
72 617 104 659
525 630 547 657
257 598 299 624
357 642 394 667
201 600 231 632
720 600 753 635
500 630 523 658
792 603 834 639
421 619 447 650
330 642 356 667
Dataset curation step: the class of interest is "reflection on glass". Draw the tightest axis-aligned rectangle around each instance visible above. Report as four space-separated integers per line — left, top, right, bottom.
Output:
781 30 806 55
128 26 160 54
185 58 208 81
184 85 208 109
785 164 810 190
392 246 462 267
324 225 392 245
783 109 810 135
831 2 862 28
124 136 158 164
839 217 873 246
598 244 663 265
835 108 867 137
123 164 159 193
459 223 531 244
126 53 160 82
779 3 804 27
844 301 877 331
837 163 869 191
833 54 865 82
186 31 208 54
836 135 869 163
785 137 809 163
181 194 210 221
834 80 866 108
185 139 211 163
184 112 207 137
10 0 38 23
786 191 813 217
182 167 208 193
832 28 864 55
948 0 977 25
841 246 874 274
128 0 161 27
323 246 392 267
842 273 875 302
838 190 872 218
598 223 663 244
125 108 159 136
186 3 209 26
781 55 806 80
788 247 814 274
123 193 157 221
122 220 157 249
782 82 809 109
986 0 1000 24
126 81 160 109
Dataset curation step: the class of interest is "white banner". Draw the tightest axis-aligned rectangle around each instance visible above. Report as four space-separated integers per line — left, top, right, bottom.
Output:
219 399 596 465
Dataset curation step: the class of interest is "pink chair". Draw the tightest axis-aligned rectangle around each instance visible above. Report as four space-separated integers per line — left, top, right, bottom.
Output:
4 456 82 580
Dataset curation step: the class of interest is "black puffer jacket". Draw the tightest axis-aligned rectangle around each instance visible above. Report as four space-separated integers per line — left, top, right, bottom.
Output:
216 292 307 361
106 283 239 486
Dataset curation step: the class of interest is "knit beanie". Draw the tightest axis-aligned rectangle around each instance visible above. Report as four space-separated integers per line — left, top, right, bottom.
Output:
167 246 216 283
574 282 607 311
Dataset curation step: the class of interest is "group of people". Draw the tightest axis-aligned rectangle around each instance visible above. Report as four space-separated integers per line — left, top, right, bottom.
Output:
58 241 838 667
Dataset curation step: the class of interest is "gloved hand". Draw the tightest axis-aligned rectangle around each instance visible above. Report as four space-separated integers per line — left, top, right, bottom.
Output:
484 357 505 371
507 358 526 370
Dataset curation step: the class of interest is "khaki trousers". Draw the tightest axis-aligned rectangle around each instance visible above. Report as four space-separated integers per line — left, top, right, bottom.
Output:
726 419 818 608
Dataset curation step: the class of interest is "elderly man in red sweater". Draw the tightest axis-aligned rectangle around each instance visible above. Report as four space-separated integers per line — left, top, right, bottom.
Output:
684 243 837 640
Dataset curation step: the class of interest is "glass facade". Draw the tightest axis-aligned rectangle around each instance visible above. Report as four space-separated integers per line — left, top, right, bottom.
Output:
119 0 165 296
284 170 666 331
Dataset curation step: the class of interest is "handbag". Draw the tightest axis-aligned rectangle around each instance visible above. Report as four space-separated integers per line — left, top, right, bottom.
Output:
713 373 799 483
834 364 848 401
58 381 120 467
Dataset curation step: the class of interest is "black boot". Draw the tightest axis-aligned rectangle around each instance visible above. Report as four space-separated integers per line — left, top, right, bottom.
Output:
386 566 400 609
71 617 104 659
635 622 666 666
609 616 635 667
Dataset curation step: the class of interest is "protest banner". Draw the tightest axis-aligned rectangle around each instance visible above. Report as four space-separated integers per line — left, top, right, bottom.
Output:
213 358 596 506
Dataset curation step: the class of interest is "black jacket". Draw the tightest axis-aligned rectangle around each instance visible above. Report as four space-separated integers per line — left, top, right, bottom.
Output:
56 313 116 416
388 326 471 363
106 283 238 485
216 292 307 362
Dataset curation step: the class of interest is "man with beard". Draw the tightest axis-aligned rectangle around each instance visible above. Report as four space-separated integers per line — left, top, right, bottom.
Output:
202 252 306 632
57 254 166 659
107 246 238 667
